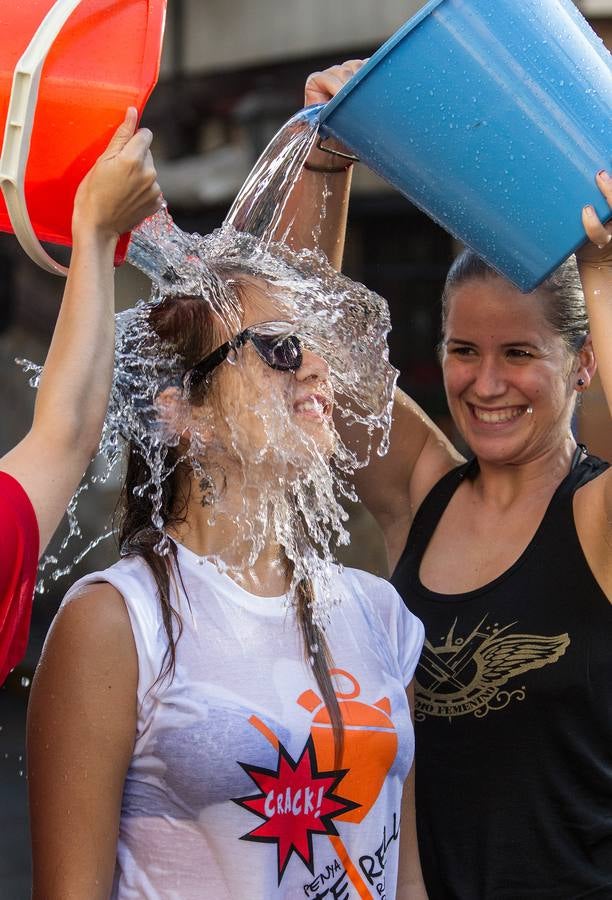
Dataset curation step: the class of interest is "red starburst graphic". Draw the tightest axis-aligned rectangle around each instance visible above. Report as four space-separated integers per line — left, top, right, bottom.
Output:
233 735 359 883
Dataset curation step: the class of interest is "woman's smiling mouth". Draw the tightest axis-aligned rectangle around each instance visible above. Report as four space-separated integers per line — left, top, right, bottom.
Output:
468 403 533 425
293 393 333 419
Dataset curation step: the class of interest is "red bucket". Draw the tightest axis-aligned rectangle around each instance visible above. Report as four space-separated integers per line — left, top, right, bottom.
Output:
0 0 166 274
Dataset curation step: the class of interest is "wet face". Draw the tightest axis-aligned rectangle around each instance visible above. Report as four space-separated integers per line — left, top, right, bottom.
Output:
195 283 336 466
441 276 579 466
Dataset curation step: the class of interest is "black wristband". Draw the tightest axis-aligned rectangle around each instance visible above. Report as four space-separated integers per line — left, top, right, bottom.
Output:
303 159 353 174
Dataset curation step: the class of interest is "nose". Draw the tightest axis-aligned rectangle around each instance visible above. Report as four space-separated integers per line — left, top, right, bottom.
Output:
295 347 330 382
471 356 507 400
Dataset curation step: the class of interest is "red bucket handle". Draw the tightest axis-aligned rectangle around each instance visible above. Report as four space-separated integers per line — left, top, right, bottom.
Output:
0 0 84 275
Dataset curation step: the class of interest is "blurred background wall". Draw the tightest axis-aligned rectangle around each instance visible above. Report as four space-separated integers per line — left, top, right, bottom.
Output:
1 1 611 895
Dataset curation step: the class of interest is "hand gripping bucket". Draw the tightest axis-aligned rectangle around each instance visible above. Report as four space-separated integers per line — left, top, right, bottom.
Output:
0 0 167 276
317 0 612 291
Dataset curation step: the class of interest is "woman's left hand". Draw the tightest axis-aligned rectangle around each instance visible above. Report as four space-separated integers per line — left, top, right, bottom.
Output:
577 170 612 268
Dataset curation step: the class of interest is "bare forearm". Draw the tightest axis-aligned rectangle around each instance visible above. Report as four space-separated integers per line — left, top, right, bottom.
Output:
282 59 365 266
0 230 119 553
580 261 612 417
33 227 117 456
0 112 159 554
577 176 612 417
278 158 353 269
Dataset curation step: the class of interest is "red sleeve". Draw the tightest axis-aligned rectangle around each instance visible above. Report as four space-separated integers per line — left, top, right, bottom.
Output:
0 472 39 685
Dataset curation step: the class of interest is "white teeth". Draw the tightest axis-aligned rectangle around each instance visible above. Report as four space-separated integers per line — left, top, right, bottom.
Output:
295 397 324 414
473 406 526 424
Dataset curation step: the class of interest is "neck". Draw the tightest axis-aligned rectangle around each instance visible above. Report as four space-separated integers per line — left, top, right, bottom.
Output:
473 434 578 509
168 464 290 597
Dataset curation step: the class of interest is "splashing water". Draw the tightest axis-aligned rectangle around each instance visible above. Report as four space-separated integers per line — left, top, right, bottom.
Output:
22 106 398 626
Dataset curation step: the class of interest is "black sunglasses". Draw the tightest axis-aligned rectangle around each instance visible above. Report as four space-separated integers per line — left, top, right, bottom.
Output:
183 321 303 393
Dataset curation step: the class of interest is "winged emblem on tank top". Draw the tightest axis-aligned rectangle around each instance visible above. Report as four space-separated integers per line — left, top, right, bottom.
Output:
415 617 570 720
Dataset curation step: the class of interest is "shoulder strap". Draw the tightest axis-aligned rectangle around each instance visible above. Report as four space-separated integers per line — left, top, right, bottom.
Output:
395 459 474 573
552 451 609 502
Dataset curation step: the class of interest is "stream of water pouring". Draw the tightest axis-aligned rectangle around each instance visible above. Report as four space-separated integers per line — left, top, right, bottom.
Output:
224 105 320 241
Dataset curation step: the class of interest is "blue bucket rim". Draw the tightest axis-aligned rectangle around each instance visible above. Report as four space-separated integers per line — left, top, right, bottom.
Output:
318 0 447 123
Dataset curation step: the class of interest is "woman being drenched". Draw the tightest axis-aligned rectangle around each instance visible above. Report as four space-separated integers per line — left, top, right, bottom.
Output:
26 236 428 900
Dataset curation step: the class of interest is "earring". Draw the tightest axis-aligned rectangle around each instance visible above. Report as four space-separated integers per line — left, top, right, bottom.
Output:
577 378 585 388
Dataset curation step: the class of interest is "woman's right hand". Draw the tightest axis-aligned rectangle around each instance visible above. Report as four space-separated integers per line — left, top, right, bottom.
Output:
304 59 367 107
575 168 612 426
72 107 163 243
578 170 612 270
304 61 367 170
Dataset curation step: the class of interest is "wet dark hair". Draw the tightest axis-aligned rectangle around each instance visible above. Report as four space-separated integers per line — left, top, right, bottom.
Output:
441 250 589 353
117 279 344 764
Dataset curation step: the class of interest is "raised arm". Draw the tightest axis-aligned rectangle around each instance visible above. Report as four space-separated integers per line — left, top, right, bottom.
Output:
576 171 612 551
283 63 462 568
578 171 612 418
277 61 362 268
27 583 138 899
0 109 162 554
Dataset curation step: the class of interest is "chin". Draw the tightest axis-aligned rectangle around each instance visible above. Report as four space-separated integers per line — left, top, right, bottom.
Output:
304 418 336 453
278 423 335 466
466 434 534 467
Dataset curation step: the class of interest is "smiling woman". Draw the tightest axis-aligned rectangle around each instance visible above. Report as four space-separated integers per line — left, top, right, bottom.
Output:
388 240 612 899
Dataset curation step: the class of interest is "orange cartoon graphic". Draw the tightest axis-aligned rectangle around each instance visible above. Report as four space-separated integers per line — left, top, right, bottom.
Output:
297 669 398 823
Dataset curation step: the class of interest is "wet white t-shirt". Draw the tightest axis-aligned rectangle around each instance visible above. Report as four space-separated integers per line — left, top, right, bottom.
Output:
64 544 424 899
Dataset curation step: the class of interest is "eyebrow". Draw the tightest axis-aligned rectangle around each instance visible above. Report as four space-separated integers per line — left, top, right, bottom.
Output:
446 338 542 350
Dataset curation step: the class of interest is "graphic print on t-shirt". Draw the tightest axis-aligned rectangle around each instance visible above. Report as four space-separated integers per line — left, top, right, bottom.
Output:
234 735 359 883
415 616 570 721
233 669 402 894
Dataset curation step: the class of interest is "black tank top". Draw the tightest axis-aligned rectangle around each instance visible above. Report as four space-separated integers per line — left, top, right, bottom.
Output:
392 453 612 899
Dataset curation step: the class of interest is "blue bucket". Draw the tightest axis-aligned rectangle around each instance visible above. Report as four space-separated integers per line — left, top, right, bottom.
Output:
317 0 612 292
